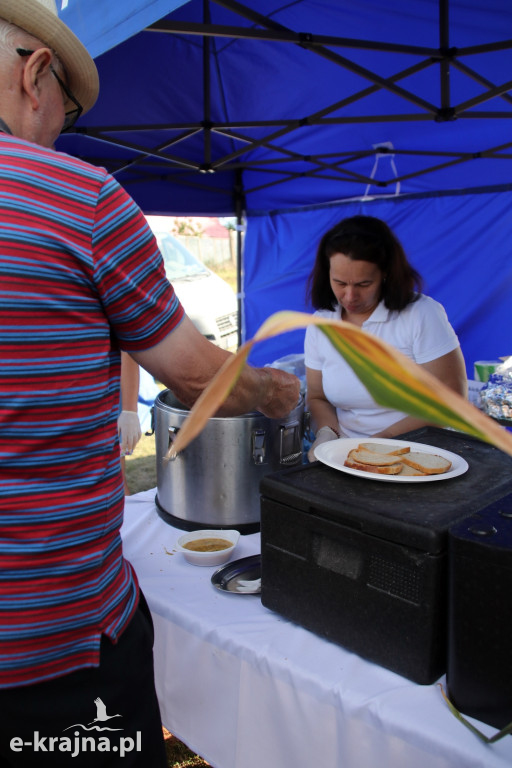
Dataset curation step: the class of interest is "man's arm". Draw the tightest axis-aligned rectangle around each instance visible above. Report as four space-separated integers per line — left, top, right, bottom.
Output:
131 315 300 419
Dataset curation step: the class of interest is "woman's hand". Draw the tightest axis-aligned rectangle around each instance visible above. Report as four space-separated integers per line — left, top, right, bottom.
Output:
307 425 341 462
118 410 142 456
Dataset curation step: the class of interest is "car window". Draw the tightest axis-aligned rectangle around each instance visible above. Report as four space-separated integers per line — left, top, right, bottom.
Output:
155 232 209 280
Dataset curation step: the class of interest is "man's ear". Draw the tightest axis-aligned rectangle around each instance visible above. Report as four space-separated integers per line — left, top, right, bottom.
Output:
21 48 53 110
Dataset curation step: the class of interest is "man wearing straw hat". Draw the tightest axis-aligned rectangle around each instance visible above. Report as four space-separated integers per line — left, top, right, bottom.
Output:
0 1 300 764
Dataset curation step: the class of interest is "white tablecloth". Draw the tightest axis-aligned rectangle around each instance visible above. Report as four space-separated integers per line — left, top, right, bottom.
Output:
121 489 512 768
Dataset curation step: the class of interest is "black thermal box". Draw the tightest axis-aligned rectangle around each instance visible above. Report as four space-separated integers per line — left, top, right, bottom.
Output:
260 427 512 684
447 496 512 729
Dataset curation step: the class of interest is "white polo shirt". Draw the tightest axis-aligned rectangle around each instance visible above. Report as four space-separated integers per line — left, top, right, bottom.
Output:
304 294 460 438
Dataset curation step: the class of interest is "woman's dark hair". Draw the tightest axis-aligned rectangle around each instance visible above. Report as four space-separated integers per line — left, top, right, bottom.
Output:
306 215 423 312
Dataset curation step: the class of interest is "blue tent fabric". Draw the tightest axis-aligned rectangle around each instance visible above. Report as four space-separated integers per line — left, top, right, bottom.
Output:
56 0 512 377
59 0 190 58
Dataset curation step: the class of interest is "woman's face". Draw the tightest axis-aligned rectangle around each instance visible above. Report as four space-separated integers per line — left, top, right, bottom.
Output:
329 253 384 320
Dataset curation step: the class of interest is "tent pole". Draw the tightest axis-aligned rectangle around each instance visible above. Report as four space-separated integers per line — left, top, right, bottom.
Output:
439 0 450 109
234 169 245 350
202 0 212 168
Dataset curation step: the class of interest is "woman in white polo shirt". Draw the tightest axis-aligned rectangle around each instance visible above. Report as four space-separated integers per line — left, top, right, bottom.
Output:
304 215 467 461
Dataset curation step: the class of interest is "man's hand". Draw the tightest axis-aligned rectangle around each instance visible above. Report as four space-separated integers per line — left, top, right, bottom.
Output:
259 367 301 419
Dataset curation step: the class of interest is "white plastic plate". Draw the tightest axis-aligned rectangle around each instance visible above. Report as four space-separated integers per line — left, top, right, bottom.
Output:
314 437 469 483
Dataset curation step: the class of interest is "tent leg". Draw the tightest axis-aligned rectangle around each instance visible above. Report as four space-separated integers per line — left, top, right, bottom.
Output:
234 170 245 350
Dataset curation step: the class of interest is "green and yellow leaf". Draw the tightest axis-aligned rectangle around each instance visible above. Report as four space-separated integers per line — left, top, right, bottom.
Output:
166 310 512 460
438 684 512 743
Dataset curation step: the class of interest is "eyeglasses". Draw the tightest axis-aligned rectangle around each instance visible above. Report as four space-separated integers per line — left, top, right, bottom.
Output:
16 47 83 132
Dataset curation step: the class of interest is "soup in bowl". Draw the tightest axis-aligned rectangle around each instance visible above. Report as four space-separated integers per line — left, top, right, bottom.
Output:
176 529 240 566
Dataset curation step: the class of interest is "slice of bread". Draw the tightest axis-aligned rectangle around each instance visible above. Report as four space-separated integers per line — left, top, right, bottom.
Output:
347 448 403 467
357 442 410 456
344 456 403 474
401 451 452 475
398 463 427 476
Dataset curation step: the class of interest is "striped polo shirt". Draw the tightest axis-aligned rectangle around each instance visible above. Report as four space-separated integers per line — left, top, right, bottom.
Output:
0 133 184 687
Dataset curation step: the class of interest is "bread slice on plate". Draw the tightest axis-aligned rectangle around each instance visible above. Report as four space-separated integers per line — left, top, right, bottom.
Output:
347 448 403 466
401 451 452 475
357 442 410 456
344 456 403 474
398 463 427 476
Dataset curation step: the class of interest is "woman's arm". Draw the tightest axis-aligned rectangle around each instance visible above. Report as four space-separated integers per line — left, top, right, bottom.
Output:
421 346 468 398
119 352 142 495
374 347 468 438
118 353 142 454
305 366 344 461
120 351 140 414
305 366 341 435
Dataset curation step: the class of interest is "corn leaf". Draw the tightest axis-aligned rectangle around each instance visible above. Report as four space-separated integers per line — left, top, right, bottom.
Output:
166 310 512 459
166 345 252 458
438 684 512 744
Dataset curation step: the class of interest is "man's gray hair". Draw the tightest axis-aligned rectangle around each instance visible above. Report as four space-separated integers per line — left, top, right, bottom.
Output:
0 18 21 48
0 17 63 72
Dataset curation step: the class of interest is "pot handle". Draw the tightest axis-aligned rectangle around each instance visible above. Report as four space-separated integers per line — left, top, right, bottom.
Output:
145 406 155 436
167 426 181 457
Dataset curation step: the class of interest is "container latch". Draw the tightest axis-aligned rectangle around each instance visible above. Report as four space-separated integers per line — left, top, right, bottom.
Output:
279 421 302 465
252 429 266 464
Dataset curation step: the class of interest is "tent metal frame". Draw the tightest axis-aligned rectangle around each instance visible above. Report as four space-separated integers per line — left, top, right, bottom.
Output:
69 0 512 348
75 0 512 202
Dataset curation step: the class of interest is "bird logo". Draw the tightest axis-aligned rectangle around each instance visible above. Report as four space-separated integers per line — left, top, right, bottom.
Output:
88 697 122 726
63 697 123 732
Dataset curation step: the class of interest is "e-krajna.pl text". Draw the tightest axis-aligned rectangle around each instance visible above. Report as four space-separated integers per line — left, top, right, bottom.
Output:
10 731 142 758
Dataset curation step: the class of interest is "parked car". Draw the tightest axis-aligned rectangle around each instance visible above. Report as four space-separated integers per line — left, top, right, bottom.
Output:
150 226 239 351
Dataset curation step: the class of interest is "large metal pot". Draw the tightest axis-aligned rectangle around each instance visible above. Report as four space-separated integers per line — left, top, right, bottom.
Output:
154 389 305 532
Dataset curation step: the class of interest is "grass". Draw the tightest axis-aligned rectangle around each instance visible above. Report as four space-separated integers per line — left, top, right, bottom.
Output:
124 430 158 495
125 435 210 768
163 729 209 767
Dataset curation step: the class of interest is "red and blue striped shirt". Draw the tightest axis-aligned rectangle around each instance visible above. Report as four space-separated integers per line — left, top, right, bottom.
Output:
0 133 184 687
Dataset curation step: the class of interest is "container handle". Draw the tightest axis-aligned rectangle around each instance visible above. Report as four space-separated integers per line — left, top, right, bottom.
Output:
168 426 181 453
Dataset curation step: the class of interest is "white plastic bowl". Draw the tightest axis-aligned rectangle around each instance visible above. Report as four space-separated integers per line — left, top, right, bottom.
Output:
176 529 240 566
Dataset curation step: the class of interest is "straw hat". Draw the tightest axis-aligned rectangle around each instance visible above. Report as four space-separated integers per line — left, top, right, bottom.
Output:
0 0 99 114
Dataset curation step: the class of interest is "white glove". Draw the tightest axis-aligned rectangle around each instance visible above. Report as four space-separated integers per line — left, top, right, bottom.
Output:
307 426 340 463
118 410 142 456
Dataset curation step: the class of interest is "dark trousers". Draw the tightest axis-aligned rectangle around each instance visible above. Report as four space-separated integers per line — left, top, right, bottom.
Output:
0 593 167 767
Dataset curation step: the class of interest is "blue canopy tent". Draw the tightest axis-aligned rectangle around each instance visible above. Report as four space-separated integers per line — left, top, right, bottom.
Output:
57 0 512 370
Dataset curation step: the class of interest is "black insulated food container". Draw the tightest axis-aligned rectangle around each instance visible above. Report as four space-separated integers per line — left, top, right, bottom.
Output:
447 496 512 729
260 427 512 684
